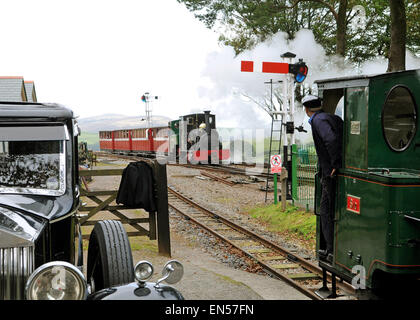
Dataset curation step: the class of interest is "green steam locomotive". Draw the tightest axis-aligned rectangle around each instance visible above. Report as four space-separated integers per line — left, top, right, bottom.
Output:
314 69 420 298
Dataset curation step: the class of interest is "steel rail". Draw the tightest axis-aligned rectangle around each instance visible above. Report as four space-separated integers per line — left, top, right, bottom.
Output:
95 152 355 297
95 151 272 179
200 171 236 186
168 186 356 298
199 163 271 178
168 187 320 300
171 163 273 181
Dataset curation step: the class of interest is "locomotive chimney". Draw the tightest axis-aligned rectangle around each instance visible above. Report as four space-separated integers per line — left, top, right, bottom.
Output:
204 111 211 138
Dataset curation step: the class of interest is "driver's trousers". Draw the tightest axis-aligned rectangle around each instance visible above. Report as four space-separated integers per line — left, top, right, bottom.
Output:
320 175 336 254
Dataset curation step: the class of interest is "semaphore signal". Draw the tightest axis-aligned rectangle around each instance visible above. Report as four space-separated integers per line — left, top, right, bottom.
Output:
141 92 158 128
241 58 308 83
240 52 309 204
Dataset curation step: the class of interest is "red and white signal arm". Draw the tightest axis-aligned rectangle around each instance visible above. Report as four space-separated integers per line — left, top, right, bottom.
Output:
241 60 308 83
241 61 289 74
270 155 282 174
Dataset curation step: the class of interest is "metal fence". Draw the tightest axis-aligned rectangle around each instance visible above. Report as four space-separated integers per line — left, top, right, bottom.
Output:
291 144 317 211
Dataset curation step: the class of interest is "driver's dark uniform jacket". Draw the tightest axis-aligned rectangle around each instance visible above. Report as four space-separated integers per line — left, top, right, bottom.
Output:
309 110 343 254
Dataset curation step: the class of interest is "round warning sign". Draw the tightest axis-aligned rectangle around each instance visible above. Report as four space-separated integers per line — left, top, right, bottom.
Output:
270 155 282 174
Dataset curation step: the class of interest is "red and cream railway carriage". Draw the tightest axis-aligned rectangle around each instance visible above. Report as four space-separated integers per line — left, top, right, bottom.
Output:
99 112 230 162
99 126 169 155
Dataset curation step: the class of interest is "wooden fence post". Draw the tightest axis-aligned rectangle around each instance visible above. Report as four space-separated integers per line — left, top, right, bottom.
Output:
78 161 171 257
152 161 171 257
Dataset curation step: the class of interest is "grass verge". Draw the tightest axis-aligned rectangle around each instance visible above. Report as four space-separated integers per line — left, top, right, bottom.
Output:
246 203 316 251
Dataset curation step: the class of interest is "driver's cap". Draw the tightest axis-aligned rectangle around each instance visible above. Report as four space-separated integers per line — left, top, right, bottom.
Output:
199 123 206 129
302 95 322 109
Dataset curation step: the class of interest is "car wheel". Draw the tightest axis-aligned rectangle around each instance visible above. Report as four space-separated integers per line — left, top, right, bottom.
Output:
87 220 134 292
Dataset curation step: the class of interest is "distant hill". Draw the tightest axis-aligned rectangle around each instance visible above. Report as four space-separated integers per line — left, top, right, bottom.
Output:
79 132 100 151
77 113 172 151
77 113 172 133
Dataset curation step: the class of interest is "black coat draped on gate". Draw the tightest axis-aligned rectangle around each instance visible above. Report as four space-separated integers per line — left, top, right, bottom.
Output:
116 161 157 212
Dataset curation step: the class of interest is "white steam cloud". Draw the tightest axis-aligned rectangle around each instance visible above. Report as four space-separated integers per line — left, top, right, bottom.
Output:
198 28 420 133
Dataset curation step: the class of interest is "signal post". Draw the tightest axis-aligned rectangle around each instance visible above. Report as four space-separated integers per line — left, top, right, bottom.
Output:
241 52 308 204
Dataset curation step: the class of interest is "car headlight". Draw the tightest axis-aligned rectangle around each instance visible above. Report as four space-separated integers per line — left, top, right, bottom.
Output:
134 261 154 282
25 261 87 300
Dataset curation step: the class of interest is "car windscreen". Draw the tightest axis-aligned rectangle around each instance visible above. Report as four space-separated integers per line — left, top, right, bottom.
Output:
0 126 68 196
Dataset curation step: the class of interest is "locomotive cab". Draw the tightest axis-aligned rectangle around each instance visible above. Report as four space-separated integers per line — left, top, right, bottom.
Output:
170 111 229 163
314 69 420 297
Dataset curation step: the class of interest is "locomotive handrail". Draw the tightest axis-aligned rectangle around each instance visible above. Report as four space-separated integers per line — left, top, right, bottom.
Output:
404 214 420 223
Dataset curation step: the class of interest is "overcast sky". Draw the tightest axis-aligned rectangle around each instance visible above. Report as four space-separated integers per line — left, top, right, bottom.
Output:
0 0 227 122
4 1 418 131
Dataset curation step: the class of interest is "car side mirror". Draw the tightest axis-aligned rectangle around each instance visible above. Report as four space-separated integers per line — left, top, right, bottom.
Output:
74 123 81 137
154 260 184 288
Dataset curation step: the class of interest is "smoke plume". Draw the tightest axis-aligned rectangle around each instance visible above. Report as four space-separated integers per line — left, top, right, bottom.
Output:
199 29 420 133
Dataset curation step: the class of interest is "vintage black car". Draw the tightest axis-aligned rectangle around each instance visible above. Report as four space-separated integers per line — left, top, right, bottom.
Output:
0 102 184 300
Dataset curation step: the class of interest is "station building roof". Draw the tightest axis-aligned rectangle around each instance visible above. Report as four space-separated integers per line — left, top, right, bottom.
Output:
0 77 27 102
24 81 37 102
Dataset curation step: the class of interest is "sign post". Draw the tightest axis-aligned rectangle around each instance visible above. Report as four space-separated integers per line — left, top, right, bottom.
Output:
270 155 282 205
280 168 288 211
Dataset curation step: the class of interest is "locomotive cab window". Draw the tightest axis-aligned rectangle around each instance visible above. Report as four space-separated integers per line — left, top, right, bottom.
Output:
319 88 344 115
382 86 417 151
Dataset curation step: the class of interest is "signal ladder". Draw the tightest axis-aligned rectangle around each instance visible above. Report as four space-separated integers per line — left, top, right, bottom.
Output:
264 111 284 203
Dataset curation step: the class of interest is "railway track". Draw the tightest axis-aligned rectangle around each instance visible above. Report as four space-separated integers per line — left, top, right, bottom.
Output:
175 163 272 179
199 171 236 186
94 152 273 192
93 152 355 299
94 151 272 179
168 185 356 300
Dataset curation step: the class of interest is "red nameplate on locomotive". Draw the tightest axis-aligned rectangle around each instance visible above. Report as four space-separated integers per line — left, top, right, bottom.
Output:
346 195 361 214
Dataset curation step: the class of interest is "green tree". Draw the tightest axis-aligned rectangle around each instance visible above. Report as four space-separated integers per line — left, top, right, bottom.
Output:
407 0 420 55
177 0 420 66
387 0 406 71
178 0 346 56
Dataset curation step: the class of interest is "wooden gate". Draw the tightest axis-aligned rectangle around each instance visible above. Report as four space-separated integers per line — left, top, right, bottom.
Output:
78 160 171 256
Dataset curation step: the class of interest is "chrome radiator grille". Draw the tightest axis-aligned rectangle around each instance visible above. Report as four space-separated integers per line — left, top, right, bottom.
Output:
0 246 34 300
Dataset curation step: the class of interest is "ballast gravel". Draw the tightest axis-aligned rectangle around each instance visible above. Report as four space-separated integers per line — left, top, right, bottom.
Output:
167 165 317 266
86 157 314 299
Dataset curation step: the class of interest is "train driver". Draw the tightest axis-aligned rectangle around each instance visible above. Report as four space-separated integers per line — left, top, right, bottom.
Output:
196 123 207 143
198 122 206 132
302 95 343 264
